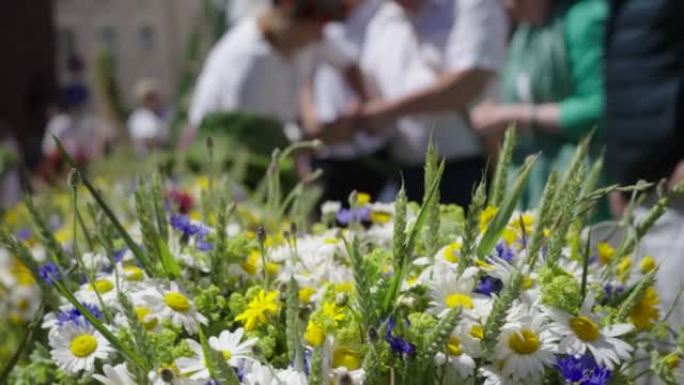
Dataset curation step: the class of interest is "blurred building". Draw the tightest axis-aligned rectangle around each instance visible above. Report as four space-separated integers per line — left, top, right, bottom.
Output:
53 0 201 111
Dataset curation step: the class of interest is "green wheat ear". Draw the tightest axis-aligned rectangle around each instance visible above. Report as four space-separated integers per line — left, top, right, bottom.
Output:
423 140 442 258
526 171 558 269
482 272 524 357
199 328 240 385
489 125 516 207
286 276 304 371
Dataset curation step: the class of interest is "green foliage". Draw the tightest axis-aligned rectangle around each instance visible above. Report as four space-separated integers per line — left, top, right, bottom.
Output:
489 125 516 207
285 276 304 370
526 171 558 268
477 155 537 260
539 267 583 313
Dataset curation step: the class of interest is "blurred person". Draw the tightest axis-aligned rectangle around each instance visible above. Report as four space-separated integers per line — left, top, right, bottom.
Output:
0 130 22 210
299 0 389 203
127 78 170 155
604 0 684 331
471 0 608 214
185 0 364 146
358 0 509 206
227 0 270 25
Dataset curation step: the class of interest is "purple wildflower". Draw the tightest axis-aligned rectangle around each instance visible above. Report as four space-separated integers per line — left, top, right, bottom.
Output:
474 276 503 297
38 262 61 285
336 207 371 226
582 366 612 385
56 303 103 326
385 317 416 356
495 242 515 262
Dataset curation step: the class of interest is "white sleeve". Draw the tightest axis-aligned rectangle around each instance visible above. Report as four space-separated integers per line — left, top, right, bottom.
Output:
315 25 357 70
446 0 509 72
189 63 225 127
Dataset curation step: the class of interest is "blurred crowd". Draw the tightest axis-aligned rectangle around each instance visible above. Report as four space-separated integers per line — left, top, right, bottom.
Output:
2 0 683 310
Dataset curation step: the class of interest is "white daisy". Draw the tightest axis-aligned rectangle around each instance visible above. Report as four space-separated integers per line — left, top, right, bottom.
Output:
208 328 258 366
175 339 210 380
93 364 135 385
480 366 528 385
141 283 207 334
443 330 477 379
331 367 366 385
49 322 113 373
429 267 483 318
243 361 276 385
494 303 557 382
546 294 634 369
275 367 308 385
75 274 120 304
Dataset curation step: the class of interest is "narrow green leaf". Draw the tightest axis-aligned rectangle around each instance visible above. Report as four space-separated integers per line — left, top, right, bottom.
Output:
199 328 241 385
286 276 304 370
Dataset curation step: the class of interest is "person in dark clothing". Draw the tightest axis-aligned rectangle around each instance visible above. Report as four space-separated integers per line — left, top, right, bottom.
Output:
604 0 684 343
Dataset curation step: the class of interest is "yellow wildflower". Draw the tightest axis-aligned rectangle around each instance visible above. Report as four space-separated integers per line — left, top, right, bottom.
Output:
629 286 661 331
235 289 280 331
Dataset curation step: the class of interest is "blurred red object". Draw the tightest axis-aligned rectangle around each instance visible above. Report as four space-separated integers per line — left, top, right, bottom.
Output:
166 190 193 214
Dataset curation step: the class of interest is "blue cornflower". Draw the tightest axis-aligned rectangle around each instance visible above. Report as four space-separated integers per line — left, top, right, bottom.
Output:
196 239 213 252
56 303 103 326
170 214 200 236
581 366 612 385
336 207 371 226
474 276 503 297
602 284 624 305
385 317 416 356
15 228 31 241
556 355 596 383
495 242 515 262
38 262 61 285
113 248 127 263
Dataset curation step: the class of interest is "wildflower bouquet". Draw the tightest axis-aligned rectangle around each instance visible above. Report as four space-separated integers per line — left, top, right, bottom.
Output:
2 130 684 385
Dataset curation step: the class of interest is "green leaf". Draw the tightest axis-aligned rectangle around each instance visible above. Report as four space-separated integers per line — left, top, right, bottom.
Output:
52 135 155 275
477 155 538 260
286 276 304 371
423 141 442 257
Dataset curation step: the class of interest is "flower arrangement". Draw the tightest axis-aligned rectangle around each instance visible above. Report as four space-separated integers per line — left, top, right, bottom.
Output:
1 129 683 385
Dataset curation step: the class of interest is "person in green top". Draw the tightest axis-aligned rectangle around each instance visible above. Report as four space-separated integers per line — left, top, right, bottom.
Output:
472 0 608 217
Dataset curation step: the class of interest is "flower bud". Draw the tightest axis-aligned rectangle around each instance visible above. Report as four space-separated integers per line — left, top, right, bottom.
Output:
336 293 349 307
256 225 267 243
367 326 379 343
434 352 447 366
205 136 214 150
68 168 81 189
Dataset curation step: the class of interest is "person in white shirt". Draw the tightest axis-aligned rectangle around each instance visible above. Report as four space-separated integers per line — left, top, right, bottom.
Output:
299 0 389 203
127 78 170 155
184 0 366 148
359 0 509 206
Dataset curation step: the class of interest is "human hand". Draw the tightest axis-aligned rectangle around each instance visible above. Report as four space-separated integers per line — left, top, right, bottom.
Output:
357 99 396 135
471 102 508 135
669 159 684 191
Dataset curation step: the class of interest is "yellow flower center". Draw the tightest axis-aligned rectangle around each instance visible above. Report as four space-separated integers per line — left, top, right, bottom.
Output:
124 266 144 281
335 282 354 294
222 350 233 361
665 354 681 369
299 287 316 303
522 276 535 289
164 291 191 312
445 293 474 309
443 242 461 263
323 237 339 245
241 251 260 276
597 242 615 265
508 329 540 355
475 259 494 271
470 324 484 340
135 306 158 330
356 192 371 206
569 316 600 342
447 336 463 356
265 262 279 277
90 279 114 294
332 347 360 370
70 334 98 358
640 256 657 274
322 301 345 324
370 211 392 224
